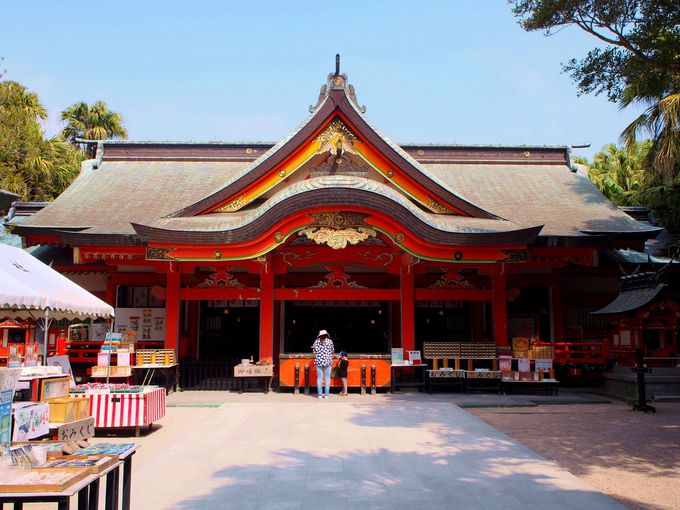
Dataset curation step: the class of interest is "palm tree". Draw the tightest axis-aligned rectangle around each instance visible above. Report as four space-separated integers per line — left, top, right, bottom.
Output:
620 85 680 183
0 81 47 120
588 142 650 206
61 101 128 157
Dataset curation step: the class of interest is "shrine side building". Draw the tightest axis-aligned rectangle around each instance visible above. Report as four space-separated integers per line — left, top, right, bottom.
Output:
10 69 667 383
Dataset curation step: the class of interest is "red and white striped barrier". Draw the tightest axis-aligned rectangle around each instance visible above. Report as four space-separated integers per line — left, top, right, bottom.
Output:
73 387 165 428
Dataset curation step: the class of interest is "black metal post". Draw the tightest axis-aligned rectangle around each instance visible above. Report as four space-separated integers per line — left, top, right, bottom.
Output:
294 363 300 395
77 485 88 510
304 364 310 395
360 364 366 395
370 364 376 395
88 478 100 510
632 348 655 413
122 454 133 510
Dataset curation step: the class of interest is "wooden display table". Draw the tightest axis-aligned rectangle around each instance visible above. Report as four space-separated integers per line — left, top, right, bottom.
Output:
132 364 179 393
71 387 165 436
234 364 274 393
390 364 427 393
426 369 466 393
465 370 502 393
0 460 121 510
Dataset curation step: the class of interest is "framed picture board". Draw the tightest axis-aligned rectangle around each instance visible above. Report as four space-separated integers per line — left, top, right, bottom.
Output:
37 377 70 401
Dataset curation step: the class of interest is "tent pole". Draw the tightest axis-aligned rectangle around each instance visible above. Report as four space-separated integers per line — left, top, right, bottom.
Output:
42 309 51 364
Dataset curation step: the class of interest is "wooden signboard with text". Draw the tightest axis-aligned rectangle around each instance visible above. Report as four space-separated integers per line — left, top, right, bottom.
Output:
234 365 274 378
54 416 95 442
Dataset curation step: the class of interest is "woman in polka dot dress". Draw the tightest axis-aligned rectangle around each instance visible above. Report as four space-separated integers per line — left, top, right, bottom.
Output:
312 330 334 398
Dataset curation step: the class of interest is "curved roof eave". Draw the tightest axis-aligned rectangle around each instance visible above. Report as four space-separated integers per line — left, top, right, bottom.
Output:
132 176 542 246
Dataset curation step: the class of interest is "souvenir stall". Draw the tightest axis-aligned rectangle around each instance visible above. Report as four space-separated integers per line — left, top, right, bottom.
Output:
0 319 36 368
0 243 115 362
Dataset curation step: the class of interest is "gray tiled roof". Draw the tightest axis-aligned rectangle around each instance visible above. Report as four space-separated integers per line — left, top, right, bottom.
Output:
422 163 656 236
20 160 248 234
15 154 657 240
591 284 666 315
143 175 523 234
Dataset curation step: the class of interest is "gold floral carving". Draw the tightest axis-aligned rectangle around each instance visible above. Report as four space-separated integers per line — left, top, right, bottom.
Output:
299 227 376 250
315 119 357 152
309 212 369 228
215 193 246 213
429 271 475 290
146 247 176 260
426 197 453 214
197 270 246 289
274 232 284 243
395 233 405 243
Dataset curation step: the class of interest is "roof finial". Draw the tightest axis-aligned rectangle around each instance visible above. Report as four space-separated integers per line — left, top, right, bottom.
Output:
335 54 340 77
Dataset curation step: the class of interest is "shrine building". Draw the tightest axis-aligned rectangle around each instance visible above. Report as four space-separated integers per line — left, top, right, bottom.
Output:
9 64 666 386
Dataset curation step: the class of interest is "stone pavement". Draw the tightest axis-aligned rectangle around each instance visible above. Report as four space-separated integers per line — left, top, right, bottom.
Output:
104 391 623 509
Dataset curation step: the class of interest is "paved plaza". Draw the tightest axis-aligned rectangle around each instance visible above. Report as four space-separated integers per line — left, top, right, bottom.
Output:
102 391 624 510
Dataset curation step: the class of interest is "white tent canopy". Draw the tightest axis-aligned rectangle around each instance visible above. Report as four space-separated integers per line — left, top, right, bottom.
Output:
0 243 114 320
0 243 114 359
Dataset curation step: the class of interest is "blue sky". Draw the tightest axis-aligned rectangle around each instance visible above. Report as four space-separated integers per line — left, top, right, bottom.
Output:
1 0 640 160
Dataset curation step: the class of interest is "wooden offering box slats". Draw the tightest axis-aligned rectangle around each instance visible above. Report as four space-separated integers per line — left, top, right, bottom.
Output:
135 349 176 366
423 342 498 370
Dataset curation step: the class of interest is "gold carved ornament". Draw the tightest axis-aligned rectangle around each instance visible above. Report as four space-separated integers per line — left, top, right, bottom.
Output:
309 212 369 229
299 227 377 250
426 197 454 214
215 193 247 213
314 119 358 154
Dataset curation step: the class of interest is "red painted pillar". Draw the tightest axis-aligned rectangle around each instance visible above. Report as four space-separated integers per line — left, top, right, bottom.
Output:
165 264 181 354
492 265 508 347
105 280 116 307
259 258 274 362
400 255 415 351
550 283 565 342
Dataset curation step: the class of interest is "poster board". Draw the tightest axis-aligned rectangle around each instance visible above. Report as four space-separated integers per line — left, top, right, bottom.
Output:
47 355 76 389
0 389 12 445
535 359 553 372
391 348 404 365
517 357 531 372
0 367 21 397
498 356 512 372
12 402 49 441
115 307 166 341
407 350 422 365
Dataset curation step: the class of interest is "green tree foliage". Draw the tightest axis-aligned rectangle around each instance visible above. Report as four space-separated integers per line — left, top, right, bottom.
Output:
511 1 680 101
61 101 128 158
586 141 680 240
0 81 83 201
587 141 650 205
511 1 680 181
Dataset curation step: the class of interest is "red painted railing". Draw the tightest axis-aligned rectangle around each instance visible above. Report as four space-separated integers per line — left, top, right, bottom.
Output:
533 341 607 365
